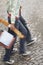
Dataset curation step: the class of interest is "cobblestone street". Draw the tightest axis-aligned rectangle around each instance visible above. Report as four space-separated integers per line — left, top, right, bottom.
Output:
0 0 43 65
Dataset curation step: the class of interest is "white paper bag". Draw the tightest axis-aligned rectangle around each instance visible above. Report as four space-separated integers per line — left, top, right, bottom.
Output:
0 30 14 46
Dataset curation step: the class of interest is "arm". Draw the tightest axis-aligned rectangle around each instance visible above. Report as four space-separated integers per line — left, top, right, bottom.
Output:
7 0 20 24
0 19 24 38
7 0 20 30
19 6 22 16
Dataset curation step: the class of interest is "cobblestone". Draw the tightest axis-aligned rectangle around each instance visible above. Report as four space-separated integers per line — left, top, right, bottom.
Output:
0 0 43 65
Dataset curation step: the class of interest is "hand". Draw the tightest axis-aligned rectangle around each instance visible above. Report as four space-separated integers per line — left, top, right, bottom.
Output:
8 24 15 30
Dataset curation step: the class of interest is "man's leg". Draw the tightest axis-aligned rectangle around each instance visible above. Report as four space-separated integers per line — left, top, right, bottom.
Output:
18 20 27 54
3 48 11 61
19 16 26 26
3 17 16 64
19 16 34 45
3 44 15 64
8 16 17 53
15 19 31 55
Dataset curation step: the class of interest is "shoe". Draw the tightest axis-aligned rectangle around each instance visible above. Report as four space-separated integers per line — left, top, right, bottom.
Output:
27 40 35 46
4 60 14 64
22 51 31 56
11 48 18 55
13 48 18 52
27 37 37 46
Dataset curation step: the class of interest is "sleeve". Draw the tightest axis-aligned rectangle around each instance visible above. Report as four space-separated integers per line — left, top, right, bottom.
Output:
7 0 21 24
10 0 17 24
15 0 21 17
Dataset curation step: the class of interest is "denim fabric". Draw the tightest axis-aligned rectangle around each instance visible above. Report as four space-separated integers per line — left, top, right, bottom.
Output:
3 18 27 61
19 16 32 42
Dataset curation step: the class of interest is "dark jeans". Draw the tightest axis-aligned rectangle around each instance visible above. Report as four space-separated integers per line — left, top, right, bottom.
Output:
3 18 27 61
19 16 32 43
8 16 32 42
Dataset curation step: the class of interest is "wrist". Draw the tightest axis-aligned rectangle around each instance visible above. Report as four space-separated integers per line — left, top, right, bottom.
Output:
8 24 11 27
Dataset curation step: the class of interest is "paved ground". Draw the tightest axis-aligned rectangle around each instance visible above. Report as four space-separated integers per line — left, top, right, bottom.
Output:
0 0 43 65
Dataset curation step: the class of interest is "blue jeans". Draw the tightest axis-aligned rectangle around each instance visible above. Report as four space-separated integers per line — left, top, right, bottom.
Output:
15 19 27 54
3 18 27 61
19 16 32 43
